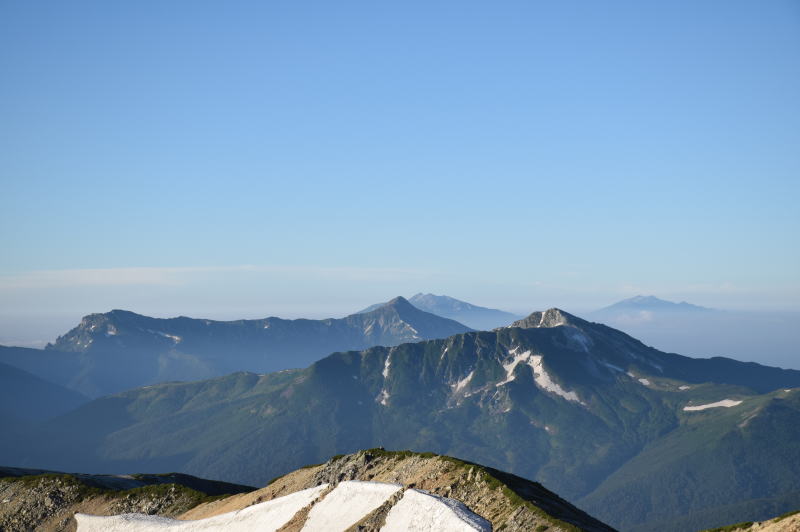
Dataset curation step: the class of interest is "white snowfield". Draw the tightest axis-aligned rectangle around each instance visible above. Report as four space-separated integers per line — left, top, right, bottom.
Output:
302 480 401 531
683 399 743 411
75 480 491 532
75 484 328 532
498 348 581 403
382 489 491 532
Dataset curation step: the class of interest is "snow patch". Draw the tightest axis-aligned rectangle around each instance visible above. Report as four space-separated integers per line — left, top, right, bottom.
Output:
302 481 401 531
75 484 328 531
382 354 392 379
498 349 581 403
529 355 581 403
683 399 743 411
452 371 474 393
147 330 182 343
378 389 390 406
401 321 421 340
377 354 393 404
602 361 624 373
638 378 651 386
497 349 532 386
679 385 691 391
440 345 450 361
382 488 491 532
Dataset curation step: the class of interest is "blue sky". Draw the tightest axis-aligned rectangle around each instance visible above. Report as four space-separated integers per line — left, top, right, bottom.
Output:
1 0 799 341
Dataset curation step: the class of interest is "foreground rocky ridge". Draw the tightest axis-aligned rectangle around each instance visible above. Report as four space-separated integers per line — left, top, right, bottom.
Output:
179 449 615 532
2 450 613 531
0 468 253 531
703 510 800 532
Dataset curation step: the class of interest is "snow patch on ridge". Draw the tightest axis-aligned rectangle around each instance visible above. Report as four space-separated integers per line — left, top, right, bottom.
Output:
683 399 743 411
498 348 582 403
382 488 491 532
302 481 401 531
75 484 328 532
638 378 651 386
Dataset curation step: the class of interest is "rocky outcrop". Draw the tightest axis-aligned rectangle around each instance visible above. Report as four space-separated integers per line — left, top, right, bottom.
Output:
0 471 253 531
702 511 800 532
181 449 615 532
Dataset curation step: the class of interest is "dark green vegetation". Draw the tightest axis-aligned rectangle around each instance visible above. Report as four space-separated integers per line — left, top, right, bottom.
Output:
0 296 470 397
6 309 800 531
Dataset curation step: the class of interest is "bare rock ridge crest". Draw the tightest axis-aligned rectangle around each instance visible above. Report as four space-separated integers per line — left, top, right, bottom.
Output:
1 450 616 531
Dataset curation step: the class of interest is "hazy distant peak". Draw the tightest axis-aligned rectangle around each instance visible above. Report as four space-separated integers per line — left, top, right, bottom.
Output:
409 293 480 312
386 295 413 308
358 296 418 316
357 294 522 330
510 308 585 329
598 295 712 313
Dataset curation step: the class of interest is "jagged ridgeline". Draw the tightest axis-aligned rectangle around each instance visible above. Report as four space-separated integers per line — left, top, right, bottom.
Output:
9 309 800 531
0 296 471 397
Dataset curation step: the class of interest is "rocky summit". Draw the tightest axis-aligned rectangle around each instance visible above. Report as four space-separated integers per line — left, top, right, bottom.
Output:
74 449 615 531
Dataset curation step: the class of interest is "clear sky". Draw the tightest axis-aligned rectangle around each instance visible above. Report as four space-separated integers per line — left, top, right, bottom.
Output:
1 1 799 344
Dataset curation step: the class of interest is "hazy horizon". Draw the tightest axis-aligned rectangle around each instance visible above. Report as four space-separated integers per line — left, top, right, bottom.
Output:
2 2 798 357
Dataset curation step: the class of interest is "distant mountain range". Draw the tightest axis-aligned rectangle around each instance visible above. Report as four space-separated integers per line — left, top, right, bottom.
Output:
8 308 800 531
0 296 471 397
587 296 800 369
359 293 523 330
590 295 713 322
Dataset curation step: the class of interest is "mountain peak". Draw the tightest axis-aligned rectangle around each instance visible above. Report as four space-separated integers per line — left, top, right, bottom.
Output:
356 295 521 330
629 295 661 303
597 295 712 314
386 295 412 307
510 308 585 329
